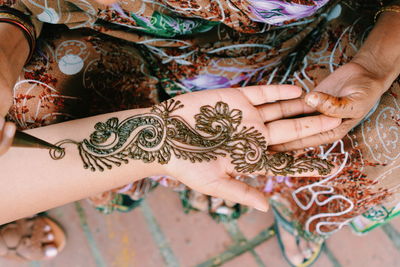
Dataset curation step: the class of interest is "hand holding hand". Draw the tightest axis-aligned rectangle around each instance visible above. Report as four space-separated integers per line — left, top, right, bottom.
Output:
271 62 385 151
157 85 339 211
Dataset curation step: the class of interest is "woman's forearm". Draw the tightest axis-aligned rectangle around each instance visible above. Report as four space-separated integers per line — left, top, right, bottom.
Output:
352 11 400 90
0 107 167 224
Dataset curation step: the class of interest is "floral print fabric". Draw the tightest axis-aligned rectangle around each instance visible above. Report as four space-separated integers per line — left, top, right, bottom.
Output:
248 0 330 25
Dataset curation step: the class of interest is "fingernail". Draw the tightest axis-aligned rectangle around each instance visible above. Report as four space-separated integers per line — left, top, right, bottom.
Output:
254 202 268 212
4 124 16 138
44 245 58 257
43 224 51 232
46 233 55 241
303 248 313 259
306 93 319 108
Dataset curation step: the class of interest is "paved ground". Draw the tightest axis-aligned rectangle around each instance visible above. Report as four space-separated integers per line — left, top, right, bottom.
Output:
2 186 400 267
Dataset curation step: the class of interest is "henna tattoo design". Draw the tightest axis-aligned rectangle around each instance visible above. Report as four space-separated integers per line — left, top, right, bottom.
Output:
50 100 333 175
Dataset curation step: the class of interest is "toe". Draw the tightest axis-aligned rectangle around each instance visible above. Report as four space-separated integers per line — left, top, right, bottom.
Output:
299 238 312 259
277 224 305 266
1 224 21 248
43 244 58 258
16 237 44 261
42 232 55 243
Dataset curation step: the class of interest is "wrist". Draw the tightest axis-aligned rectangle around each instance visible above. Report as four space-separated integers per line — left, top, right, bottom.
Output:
128 107 173 179
0 6 36 65
0 23 29 55
0 23 30 88
350 55 393 92
351 54 399 95
352 12 400 92
64 106 172 181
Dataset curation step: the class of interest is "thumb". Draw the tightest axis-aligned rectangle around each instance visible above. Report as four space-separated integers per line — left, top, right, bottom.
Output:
200 177 269 212
305 91 358 118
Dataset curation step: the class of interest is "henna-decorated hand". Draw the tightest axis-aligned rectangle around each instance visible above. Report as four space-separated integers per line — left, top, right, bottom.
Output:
271 62 386 151
161 85 339 211
53 85 339 212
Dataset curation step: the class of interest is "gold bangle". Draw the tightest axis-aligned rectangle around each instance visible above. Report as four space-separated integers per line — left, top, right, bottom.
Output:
0 6 36 64
375 5 400 22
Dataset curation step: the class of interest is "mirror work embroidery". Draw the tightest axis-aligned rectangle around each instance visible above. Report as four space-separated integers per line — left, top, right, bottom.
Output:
50 100 333 176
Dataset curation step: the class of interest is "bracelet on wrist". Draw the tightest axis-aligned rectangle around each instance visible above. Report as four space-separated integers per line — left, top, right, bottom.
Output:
0 6 36 65
375 1 400 22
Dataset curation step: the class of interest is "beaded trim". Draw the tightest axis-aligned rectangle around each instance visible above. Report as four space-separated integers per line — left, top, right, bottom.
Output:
375 3 400 22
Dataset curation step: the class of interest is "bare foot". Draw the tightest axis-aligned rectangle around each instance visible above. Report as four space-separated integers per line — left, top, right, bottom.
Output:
276 219 322 266
0 215 66 261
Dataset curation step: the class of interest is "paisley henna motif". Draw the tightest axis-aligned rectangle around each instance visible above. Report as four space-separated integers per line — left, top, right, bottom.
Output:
50 100 333 175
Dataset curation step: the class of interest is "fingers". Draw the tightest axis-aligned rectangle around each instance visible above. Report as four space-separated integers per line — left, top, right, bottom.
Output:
305 92 364 118
257 98 316 122
0 117 16 156
199 177 268 212
270 119 357 151
227 152 337 177
266 115 342 145
260 152 338 177
239 85 302 106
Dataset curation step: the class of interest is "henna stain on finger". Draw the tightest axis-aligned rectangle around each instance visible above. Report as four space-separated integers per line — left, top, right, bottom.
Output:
330 96 350 108
50 100 333 175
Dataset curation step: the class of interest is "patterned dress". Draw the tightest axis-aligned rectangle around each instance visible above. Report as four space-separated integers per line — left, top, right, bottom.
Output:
2 0 400 238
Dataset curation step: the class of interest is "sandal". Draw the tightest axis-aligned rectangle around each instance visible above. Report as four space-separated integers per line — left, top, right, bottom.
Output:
0 215 66 261
272 206 323 267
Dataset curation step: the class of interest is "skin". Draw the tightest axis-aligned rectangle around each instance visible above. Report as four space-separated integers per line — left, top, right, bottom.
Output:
0 85 339 224
52 100 334 175
0 23 27 154
272 11 400 151
271 11 400 266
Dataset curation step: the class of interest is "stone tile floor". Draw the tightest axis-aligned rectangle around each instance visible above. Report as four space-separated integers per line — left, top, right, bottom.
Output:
2 187 400 267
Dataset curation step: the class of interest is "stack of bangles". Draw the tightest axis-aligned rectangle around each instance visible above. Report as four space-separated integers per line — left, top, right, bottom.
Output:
0 5 36 64
375 1 400 21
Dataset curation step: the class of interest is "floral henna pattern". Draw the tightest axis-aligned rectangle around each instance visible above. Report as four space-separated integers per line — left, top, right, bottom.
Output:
50 100 333 175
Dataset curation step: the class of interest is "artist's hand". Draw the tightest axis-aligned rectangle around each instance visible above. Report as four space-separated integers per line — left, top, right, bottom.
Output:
0 22 28 156
270 62 386 151
162 85 340 212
